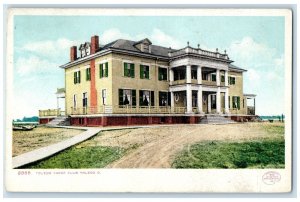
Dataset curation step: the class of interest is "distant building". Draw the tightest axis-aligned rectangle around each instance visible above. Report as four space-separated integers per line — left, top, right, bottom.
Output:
39 35 256 126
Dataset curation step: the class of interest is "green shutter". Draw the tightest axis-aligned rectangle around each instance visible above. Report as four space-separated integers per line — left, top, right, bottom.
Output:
99 64 103 78
151 91 155 106
139 90 143 106
105 62 108 77
130 63 135 78
146 66 149 79
237 96 240 110
228 96 230 108
124 63 128 77
132 90 136 106
86 68 88 80
158 68 162 81
78 71 81 83
118 89 123 105
140 65 144 79
167 92 171 106
74 72 76 84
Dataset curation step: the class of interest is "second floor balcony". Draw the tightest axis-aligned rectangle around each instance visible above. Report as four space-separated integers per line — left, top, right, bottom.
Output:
170 66 228 87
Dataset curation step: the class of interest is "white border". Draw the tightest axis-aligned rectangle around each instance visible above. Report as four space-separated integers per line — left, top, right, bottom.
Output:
5 8 293 193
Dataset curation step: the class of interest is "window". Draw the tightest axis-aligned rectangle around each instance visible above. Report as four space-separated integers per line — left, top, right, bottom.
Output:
158 67 167 81
74 71 81 84
118 89 136 106
99 62 108 78
140 65 150 79
86 68 91 81
83 92 88 107
229 76 236 85
211 74 216 82
202 73 207 80
211 94 216 109
81 49 85 58
232 96 240 109
73 94 77 108
221 75 225 82
102 89 107 105
191 70 197 79
124 62 135 78
159 92 169 106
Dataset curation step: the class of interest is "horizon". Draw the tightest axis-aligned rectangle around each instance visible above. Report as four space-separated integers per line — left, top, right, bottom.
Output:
13 15 285 119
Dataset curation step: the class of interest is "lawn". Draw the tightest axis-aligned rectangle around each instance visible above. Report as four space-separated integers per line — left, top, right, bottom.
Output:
172 123 285 169
24 146 126 169
13 126 83 157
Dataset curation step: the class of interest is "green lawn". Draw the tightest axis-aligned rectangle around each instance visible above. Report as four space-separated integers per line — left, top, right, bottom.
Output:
24 146 125 169
172 124 285 169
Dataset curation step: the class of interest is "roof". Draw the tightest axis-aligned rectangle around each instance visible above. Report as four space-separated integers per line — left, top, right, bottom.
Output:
244 94 257 98
56 88 65 94
228 64 247 72
99 38 175 57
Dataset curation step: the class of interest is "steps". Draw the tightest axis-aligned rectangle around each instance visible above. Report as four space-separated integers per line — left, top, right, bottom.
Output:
199 115 236 124
47 116 70 126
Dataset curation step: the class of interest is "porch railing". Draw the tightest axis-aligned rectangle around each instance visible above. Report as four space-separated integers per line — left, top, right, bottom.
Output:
39 109 63 117
70 105 189 115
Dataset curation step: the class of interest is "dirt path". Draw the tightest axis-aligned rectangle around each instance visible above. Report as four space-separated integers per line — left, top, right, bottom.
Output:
80 122 281 168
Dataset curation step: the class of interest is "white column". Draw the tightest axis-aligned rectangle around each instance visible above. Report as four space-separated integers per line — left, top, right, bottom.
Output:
216 87 221 114
225 88 229 114
170 91 174 109
169 68 174 85
225 70 228 86
208 94 211 113
57 97 59 110
186 65 191 83
197 66 202 84
216 69 220 86
186 84 192 113
197 86 203 114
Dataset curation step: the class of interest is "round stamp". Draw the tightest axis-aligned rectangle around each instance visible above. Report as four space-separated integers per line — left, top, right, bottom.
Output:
262 171 281 185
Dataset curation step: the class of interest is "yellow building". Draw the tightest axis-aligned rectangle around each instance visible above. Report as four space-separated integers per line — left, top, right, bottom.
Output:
52 35 256 126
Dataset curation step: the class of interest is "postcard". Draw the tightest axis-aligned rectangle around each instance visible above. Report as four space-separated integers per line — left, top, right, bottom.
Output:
5 8 292 192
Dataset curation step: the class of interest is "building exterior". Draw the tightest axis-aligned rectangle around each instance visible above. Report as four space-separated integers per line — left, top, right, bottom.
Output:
39 35 256 126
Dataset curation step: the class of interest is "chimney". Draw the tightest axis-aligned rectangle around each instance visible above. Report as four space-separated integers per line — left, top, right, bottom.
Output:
70 46 77 62
91 35 99 54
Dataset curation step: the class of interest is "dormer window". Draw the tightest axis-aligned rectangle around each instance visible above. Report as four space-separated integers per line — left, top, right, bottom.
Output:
79 42 91 58
134 38 152 53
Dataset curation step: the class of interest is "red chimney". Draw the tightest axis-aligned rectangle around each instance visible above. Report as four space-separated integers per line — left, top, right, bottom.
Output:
70 46 77 62
91 35 99 54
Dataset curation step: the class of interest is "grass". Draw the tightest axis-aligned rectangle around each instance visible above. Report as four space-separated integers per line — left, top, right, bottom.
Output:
172 124 285 169
24 146 125 169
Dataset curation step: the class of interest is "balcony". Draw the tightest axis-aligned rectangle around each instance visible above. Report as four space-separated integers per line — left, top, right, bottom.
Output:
169 46 229 60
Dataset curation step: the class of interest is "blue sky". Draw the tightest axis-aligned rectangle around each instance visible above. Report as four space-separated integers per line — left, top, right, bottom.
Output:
13 15 285 118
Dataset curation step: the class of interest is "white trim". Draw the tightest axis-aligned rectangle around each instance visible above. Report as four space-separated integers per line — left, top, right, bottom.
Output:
83 64 90 69
122 59 134 64
96 59 109 65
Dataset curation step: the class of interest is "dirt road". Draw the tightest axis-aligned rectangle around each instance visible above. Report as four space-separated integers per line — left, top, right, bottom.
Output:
78 122 282 168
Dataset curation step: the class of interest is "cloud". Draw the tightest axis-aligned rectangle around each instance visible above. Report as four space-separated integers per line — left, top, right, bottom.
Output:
15 55 58 76
149 28 183 49
100 28 184 49
21 38 79 58
101 28 132 44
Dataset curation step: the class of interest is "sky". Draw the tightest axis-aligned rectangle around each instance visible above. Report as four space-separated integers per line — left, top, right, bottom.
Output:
13 15 285 119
